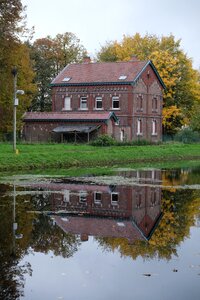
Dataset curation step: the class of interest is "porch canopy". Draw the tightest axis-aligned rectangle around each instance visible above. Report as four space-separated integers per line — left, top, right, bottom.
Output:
52 125 100 142
52 125 98 133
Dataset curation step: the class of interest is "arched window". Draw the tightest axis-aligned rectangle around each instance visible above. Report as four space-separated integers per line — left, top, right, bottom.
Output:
137 119 142 135
152 119 157 135
137 94 143 111
152 96 158 111
120 129 125 141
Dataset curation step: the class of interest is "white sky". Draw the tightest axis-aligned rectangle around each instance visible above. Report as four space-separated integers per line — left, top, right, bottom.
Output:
22 0 200 69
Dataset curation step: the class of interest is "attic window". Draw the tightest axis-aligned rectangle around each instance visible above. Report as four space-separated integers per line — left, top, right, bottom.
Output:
62 77 71 82
119 75 127 80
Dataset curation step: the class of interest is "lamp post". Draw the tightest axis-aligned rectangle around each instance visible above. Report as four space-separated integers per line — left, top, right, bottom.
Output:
11 67 24 153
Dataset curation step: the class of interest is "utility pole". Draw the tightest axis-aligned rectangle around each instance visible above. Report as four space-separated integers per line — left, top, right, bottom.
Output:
11 67 24 153
12 67 17 153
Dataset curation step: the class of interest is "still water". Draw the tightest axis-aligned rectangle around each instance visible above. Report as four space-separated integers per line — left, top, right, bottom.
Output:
0 166 200 300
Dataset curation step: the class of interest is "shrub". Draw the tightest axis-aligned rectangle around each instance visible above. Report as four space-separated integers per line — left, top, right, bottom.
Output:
91 134 116 146
174 128 200 144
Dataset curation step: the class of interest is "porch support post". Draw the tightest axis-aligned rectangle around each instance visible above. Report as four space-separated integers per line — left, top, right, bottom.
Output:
87 132 90 143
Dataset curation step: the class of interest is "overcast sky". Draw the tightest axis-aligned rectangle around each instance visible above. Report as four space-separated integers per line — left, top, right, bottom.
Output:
22 0 200 69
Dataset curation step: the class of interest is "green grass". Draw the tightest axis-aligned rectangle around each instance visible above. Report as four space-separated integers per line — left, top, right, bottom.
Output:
0 142 200 172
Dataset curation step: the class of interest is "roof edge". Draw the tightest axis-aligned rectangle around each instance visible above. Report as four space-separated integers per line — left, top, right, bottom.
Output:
133 60 166 89
51 81 133 87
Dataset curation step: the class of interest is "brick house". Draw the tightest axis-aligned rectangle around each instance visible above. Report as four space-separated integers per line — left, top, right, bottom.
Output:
28 169 162 242
23 56 165 142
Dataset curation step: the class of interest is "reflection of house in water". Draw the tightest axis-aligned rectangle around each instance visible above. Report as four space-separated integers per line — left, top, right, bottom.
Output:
34 170 162 243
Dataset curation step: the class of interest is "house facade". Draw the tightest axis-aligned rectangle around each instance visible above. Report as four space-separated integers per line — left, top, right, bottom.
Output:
29 169 162 242
23 56 165 142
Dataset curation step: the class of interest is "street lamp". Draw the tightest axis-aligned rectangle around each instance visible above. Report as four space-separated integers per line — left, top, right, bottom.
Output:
11 67 24 153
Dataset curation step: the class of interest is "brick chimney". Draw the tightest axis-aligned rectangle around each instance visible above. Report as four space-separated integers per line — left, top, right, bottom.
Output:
130 55 138 61
83 56 91 63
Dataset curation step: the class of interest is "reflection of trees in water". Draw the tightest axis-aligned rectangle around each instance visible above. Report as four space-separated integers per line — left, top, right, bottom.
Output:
0 192 80 299
96 189 200 261
0 195 33 299
162 166 200 186
30 214 80 258
0 259 32 300
29 193 52 211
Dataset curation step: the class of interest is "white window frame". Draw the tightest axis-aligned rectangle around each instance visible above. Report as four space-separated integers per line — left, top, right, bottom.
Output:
137 119 142 136
94 192 102 204
63 190 70 203
137 94 143 111
151 189 157 206
80 97 88 110
152 119 157 135
63 96 71 110
120 129 125 142
79 191 87 203
111 193 119 205
112 96 120 110
95 97 103 110
135 192 142 208
152 96 158 112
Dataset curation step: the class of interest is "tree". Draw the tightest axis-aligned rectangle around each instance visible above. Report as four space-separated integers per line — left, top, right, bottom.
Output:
29 32 87 111
162 105 185 135
190 70 200 132
0 0 36 136
97 33 200 134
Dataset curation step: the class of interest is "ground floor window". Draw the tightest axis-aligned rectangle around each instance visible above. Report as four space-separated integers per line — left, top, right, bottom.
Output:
152 119 157 135
120 129 125 141
137 119 142 135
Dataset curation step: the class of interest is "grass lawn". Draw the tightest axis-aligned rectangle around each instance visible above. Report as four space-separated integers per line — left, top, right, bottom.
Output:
0 142 200 172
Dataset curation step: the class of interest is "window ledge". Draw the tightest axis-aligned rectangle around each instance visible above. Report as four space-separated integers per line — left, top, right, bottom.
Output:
78 108 88 111
136 133 143 136
111 108 120 110
93 108 104 111
152 133 158 136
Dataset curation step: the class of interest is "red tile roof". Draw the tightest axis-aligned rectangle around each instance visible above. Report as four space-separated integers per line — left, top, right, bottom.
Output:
23 111 117 121
52 60 149 85
54 215 144 242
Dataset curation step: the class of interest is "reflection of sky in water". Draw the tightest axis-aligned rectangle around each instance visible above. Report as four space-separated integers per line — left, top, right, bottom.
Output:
1 166 200 300
22 227 200 300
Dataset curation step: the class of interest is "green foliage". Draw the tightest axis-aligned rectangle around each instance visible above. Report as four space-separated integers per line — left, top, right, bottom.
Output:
122 139 152 146
91 135 153 147
0 1 36 134
174 128 200 143
190 102 200 132
97 33 200 134
29 33 87 111
91 134 117 146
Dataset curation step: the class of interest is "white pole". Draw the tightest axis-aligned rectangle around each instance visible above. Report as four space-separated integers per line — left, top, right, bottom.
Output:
12 67 17 153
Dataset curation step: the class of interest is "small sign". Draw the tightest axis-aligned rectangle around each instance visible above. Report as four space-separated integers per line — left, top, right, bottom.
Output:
15 98 19 106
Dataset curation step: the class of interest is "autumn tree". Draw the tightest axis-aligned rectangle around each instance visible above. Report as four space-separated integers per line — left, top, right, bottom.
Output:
97 33 200 135
29 32 87 111
0 0 36 136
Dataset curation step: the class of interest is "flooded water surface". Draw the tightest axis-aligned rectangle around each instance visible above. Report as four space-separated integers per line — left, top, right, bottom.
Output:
0 166 200 300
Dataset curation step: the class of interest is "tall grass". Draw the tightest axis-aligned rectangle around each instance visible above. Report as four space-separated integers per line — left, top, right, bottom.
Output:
0 142 199 172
